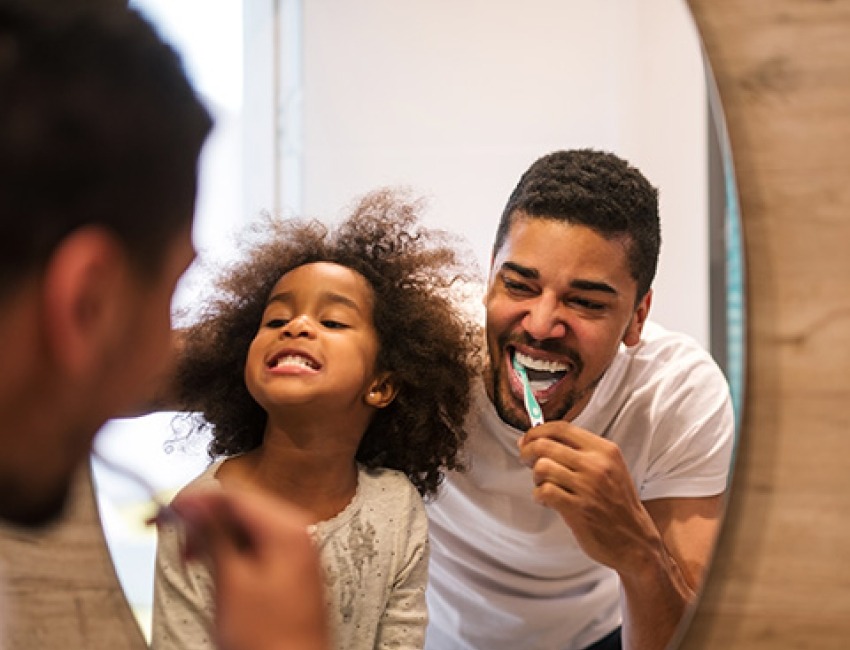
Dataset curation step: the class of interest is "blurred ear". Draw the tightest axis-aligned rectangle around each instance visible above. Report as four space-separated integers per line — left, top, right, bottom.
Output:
40 226 131 377
623 289 652 347
365 372 399 409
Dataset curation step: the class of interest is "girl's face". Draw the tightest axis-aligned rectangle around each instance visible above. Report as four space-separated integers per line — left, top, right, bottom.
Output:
244 262 395 421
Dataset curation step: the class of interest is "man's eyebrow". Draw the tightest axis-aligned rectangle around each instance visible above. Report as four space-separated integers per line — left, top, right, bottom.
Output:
502 261 539 279
570 279 618 295
267 291 363 313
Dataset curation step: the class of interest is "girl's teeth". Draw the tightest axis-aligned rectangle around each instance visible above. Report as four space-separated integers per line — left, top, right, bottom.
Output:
275 355 314 369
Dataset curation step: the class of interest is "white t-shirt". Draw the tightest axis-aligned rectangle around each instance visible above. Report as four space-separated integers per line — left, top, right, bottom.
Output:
425 320 735 650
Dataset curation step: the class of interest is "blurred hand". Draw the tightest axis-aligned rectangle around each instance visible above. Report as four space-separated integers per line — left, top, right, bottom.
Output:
169 487 330 650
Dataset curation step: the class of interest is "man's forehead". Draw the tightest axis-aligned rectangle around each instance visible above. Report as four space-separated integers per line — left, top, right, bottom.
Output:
493 219 637 292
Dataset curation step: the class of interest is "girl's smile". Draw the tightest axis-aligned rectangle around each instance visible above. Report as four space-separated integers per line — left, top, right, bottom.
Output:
266 349 322 374
244 261 391 418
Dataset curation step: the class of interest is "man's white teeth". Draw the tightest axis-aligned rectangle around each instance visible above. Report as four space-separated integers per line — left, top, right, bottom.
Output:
514 350 569 372
274 355 316 370
529 378 558 393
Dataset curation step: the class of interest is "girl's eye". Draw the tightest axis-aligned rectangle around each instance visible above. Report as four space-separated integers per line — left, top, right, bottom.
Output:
321 319 349 330
265 318 289 328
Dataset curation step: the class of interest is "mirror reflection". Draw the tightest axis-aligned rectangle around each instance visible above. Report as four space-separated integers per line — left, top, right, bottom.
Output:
91 1 743 649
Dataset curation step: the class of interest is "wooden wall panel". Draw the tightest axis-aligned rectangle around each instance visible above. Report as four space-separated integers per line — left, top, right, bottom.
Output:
680 1 850 648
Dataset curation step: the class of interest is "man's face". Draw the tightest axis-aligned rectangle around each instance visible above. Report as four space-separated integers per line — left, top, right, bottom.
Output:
102 224 197 416
484 215 650 430
0 221 196 528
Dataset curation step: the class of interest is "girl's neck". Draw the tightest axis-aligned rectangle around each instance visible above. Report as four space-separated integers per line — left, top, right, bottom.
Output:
218 427 361 525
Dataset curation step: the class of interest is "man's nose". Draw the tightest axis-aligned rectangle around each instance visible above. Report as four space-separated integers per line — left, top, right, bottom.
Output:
521 295 567 340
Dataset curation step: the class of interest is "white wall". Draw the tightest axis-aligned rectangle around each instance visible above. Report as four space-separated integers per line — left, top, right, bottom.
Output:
295 0 709 345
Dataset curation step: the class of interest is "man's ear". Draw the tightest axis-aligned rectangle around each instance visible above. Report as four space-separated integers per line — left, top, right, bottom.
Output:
40 226 130 377
365 372 399 409
622 288 652 347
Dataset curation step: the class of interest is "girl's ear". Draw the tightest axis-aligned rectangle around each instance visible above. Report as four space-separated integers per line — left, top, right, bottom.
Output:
365 372 399 409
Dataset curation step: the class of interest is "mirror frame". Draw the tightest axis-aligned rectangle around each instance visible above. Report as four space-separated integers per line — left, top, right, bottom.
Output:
2 1 849 648
678 0 850 646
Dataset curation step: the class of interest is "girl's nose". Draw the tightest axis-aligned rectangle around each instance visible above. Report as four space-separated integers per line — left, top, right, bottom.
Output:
281 314 316 338
521 295 567 340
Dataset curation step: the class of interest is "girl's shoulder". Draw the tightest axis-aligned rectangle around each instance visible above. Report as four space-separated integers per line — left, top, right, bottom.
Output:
357 466 423 507
359 464 416 487
169 457 226 502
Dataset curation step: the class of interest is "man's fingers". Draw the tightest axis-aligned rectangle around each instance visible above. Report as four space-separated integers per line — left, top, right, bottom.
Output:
519 421 595 449
169 488 314 563
518 433 581 471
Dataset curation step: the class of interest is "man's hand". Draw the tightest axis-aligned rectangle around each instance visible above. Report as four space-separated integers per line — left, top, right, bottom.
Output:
516 421 716 650
517 420 661 571
170 488 330 650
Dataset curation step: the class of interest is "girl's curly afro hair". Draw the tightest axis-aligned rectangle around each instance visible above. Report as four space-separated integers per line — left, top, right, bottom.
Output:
172 188 483 498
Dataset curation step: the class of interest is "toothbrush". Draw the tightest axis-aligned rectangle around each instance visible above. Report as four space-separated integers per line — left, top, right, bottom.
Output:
512 356 545 427
92 448 181 525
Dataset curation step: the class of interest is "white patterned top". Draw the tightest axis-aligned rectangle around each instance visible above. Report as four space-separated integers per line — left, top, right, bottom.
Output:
151 461 429 650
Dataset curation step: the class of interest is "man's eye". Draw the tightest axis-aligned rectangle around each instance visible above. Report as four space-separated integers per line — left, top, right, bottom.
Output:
503 278 533 294
571 298 605 311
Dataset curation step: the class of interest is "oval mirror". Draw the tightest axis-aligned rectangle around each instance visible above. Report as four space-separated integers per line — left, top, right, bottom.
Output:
91 0 744 645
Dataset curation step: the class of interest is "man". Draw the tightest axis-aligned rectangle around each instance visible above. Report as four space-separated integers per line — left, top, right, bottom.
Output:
0 4 327 649
425 150 735 650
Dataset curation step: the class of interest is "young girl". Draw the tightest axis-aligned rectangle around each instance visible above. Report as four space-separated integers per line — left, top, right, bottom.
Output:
151 189 481 650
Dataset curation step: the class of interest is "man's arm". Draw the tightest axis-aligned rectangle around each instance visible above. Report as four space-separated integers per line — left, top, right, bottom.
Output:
619 494 725 650
518 423 726 650
643 495 725 592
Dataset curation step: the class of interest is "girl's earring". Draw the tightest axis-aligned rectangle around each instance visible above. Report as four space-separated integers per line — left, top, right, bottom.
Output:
366 390 384 407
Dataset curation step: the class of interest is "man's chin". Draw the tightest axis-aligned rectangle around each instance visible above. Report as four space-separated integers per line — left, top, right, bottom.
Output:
0 485 71 530
492 383 535 431
496 404 529 432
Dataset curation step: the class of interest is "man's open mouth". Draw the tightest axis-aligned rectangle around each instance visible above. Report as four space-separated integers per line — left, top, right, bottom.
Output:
512 349 571 398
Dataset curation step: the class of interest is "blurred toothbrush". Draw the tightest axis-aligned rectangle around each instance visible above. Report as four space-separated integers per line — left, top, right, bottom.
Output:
91 448 180 526
512 356 545 427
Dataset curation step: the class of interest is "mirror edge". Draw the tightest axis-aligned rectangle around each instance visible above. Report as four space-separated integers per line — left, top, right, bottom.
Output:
680 0 850 647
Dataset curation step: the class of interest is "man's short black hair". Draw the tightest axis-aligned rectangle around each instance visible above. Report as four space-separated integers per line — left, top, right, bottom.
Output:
493 149 661 301
0 2 213 297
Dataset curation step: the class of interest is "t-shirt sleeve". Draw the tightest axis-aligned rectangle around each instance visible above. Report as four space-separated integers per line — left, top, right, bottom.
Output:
639 350 736 502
